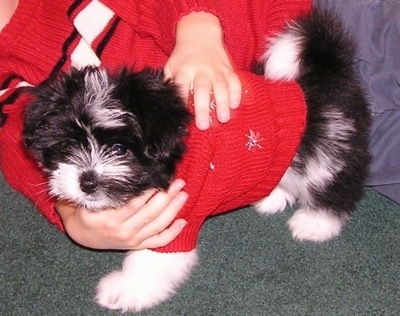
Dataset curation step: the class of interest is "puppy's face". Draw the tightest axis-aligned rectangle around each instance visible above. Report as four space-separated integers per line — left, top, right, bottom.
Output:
23 67 191 210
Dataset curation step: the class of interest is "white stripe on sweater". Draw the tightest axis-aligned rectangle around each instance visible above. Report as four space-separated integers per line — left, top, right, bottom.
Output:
0 81 33 97
71 0 114 68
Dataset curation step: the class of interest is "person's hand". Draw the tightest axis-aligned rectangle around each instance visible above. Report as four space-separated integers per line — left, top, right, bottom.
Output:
164 11 242 130
56 179 188 250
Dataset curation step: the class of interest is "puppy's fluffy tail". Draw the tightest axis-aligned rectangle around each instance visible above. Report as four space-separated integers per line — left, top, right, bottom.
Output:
263 8 355 82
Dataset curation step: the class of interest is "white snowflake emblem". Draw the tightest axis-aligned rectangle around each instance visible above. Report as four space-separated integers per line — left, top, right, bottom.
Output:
245 130 264 151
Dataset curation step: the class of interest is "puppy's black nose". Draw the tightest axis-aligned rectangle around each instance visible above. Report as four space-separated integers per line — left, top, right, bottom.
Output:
79 171 99 194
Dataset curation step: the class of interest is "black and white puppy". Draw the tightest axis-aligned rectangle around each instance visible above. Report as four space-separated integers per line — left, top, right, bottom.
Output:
23 9 370 312
24 67 191 211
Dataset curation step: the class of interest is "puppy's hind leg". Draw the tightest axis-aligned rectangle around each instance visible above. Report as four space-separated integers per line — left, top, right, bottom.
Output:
254 168 297 215
288 207 349 243
285 152 357 243
96 249 198 312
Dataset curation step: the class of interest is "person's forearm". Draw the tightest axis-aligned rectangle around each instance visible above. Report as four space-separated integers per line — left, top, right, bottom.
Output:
130 1 222 54
175 11 223 46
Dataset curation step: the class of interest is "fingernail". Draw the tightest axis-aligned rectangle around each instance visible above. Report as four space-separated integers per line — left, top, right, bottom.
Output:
231 100 240 109
171 179 186 192
177 219 187 229
197 119 209 130
218 113 230 123
177 192 188 203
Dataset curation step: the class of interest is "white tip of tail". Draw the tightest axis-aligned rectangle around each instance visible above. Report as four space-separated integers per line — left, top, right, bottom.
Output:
263 30 303 81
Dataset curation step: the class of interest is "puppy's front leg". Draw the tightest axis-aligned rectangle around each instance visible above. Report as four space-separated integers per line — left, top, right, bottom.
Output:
96 249 198 312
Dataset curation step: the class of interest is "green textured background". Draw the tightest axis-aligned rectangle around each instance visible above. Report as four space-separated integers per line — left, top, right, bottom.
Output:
1 172 399 316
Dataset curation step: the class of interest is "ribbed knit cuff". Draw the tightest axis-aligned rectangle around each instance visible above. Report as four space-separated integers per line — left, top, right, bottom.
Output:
0 93 63 230
0 0 37 55
1 0 79 82
135 0 221 54
155 218 205 253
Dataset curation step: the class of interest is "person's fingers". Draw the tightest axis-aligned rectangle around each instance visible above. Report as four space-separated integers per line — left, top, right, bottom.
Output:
164 61 194 104
124 189 159 213
193 73 211 130
211 72 230 123
82 189 160 230
172 72 192 104
225 71 242 109
125 179 186 227
56 179 187 250
135 218 187 249
113 179 187 248
131 189 188 245
163 64 173 80
165 59 241 129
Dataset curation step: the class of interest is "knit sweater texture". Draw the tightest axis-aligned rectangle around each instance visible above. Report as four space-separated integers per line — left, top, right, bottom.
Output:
0 0 310 252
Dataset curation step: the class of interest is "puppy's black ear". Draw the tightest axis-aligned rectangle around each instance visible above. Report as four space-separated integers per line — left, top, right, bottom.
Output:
23 87 64 162
23 68 88 161
111 68 192 164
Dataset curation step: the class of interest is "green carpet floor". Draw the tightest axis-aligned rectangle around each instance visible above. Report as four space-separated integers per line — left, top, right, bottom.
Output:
1 172 399 315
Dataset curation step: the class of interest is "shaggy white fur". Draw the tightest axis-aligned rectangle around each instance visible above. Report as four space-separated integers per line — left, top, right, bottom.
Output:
288 208 346 242
96 249 198 312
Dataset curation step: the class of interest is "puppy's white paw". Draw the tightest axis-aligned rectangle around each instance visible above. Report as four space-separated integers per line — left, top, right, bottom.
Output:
254 187 294 215
96 249 198 312
288 208 346 242
96 269 137 312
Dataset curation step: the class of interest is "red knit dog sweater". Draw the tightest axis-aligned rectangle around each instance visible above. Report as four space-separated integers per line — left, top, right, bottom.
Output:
0 0 309 251
157 72 305 252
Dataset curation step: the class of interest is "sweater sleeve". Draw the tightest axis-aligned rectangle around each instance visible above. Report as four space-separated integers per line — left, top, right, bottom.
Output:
100 0 223 55
265 0 312 36
211 0 312 68
0 74 63 230
0 0 80 231
100 0 311 69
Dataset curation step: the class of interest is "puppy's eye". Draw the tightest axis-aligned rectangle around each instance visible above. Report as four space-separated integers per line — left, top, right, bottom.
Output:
110 144 127 156
63 139 78 149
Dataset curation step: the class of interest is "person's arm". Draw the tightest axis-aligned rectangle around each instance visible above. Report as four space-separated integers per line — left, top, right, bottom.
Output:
56 179 188 250
164 11 241 130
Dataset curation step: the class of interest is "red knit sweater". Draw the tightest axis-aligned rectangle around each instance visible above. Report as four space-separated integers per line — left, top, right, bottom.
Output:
0 0 310 251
